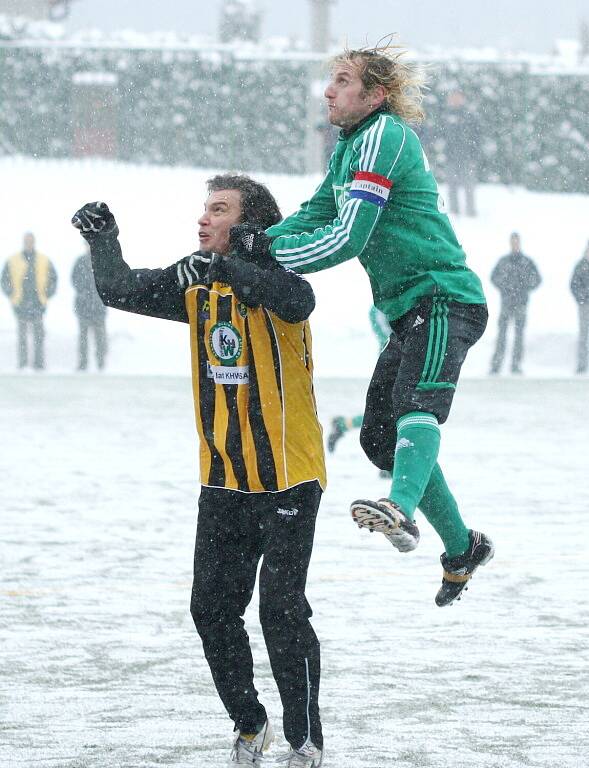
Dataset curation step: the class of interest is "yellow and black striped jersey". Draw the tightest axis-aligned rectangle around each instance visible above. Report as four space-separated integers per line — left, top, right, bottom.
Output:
88 237 326 494
186 282 326 493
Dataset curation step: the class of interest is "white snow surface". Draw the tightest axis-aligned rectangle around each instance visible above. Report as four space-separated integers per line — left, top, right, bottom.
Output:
1 158 589 766
2 375 588 767
1 156 588 379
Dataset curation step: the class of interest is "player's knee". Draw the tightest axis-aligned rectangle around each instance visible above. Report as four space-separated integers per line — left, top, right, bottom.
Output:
359 424 394 471
259 590 309 633
190 588 215 633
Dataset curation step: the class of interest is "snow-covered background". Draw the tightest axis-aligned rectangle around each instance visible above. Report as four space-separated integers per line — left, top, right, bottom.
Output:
1 156 588 378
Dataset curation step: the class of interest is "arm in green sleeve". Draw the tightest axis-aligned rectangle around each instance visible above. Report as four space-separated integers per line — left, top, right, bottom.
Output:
269 116 401 275
266 170 337 239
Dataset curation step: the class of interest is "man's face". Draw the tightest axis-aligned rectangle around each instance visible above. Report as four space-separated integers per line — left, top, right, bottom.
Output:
23 234 35 252
510 234 521 252
324 63 378 130
198 189 242 255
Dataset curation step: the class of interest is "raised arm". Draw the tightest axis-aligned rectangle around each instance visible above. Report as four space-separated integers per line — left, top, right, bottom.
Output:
71 202 208 323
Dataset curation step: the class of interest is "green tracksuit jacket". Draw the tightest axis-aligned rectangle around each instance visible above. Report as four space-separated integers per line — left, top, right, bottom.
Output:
267 108 486 322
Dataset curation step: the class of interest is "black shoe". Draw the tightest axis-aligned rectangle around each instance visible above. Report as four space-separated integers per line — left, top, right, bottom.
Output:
435 530 494 607
511 366 523 375
350 498 420 552
327 417 346 453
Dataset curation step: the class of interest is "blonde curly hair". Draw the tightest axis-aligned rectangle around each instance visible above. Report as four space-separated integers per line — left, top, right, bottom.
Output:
329 38 427 124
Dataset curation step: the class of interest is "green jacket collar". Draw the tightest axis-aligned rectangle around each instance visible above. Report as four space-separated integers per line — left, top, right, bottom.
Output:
340 106 390 139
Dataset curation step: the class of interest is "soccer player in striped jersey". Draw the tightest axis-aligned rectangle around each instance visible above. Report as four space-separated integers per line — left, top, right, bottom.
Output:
72 175 325 767
266 43 494 607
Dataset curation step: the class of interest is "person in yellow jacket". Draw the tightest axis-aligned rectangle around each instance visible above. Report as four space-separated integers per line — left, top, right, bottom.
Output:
71 175 325 768
1 233 57 369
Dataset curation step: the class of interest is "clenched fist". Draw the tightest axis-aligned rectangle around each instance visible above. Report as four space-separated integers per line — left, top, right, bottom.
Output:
72 202 119 240
229 223 272 264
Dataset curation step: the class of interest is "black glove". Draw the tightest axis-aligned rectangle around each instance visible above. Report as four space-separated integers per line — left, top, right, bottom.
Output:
206 253 263 305
229 223 272 264
72 202 119 240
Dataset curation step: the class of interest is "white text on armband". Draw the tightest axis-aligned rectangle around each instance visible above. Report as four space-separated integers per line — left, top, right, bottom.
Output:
349 171 393 207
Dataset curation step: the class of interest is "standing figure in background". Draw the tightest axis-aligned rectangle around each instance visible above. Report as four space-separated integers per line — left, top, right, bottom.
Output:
570 241 589 374
72 245 108 371
1 232 57 370
328 305 391 452
490 232 541 375
443 89 480 217
316 119 340 171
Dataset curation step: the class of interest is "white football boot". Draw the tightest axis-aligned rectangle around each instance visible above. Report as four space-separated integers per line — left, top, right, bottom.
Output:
275 740 323 767
229 719 274 765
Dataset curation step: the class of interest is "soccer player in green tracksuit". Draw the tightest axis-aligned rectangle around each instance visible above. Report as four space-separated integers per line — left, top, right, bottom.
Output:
266 44 494 607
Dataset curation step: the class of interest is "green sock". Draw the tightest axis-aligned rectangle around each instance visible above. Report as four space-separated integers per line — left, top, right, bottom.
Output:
418 463 470 558
389 411 440 520
350 414 363 429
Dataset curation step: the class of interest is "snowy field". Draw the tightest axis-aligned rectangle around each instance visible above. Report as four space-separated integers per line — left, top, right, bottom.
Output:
2 373 589 768
1 157 589 378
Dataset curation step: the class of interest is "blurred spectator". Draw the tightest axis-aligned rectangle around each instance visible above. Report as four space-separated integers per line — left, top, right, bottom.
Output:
316 118 339 170
443 89 480 217
570 241 589 374
490 232 541 375
327 305 391 455
1 233 57 370
71 245 108 371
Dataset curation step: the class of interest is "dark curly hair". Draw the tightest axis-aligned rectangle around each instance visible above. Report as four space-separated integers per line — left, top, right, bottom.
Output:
206 174 282 230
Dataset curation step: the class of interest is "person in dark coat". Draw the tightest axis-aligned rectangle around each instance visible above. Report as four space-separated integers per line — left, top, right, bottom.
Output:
443 89 481 217
570 241 589 374
71 245 107 370
1 232 57 370
490 232 541 375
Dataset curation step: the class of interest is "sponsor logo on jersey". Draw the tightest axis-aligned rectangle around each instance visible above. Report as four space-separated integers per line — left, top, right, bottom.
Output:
209 321 242 365
412 315 425 328
209 365 250 385
349 171 392 207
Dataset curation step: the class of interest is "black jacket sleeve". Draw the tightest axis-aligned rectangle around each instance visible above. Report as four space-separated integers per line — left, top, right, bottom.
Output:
1 262 11 297
490 257 508 291
46 262 58 299
208 254 315 323
88 234 209 323
571 261 589 305
526 258 541 291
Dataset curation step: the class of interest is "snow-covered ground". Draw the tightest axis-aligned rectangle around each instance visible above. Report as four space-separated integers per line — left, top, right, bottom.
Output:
2 374 588 767
1 157 588 378
1 159 588 766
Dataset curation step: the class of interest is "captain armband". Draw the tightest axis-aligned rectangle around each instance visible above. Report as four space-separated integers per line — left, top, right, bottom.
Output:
348 171 393 207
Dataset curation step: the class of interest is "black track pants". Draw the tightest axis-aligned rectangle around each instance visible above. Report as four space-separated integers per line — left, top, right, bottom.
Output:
190 481 323 750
